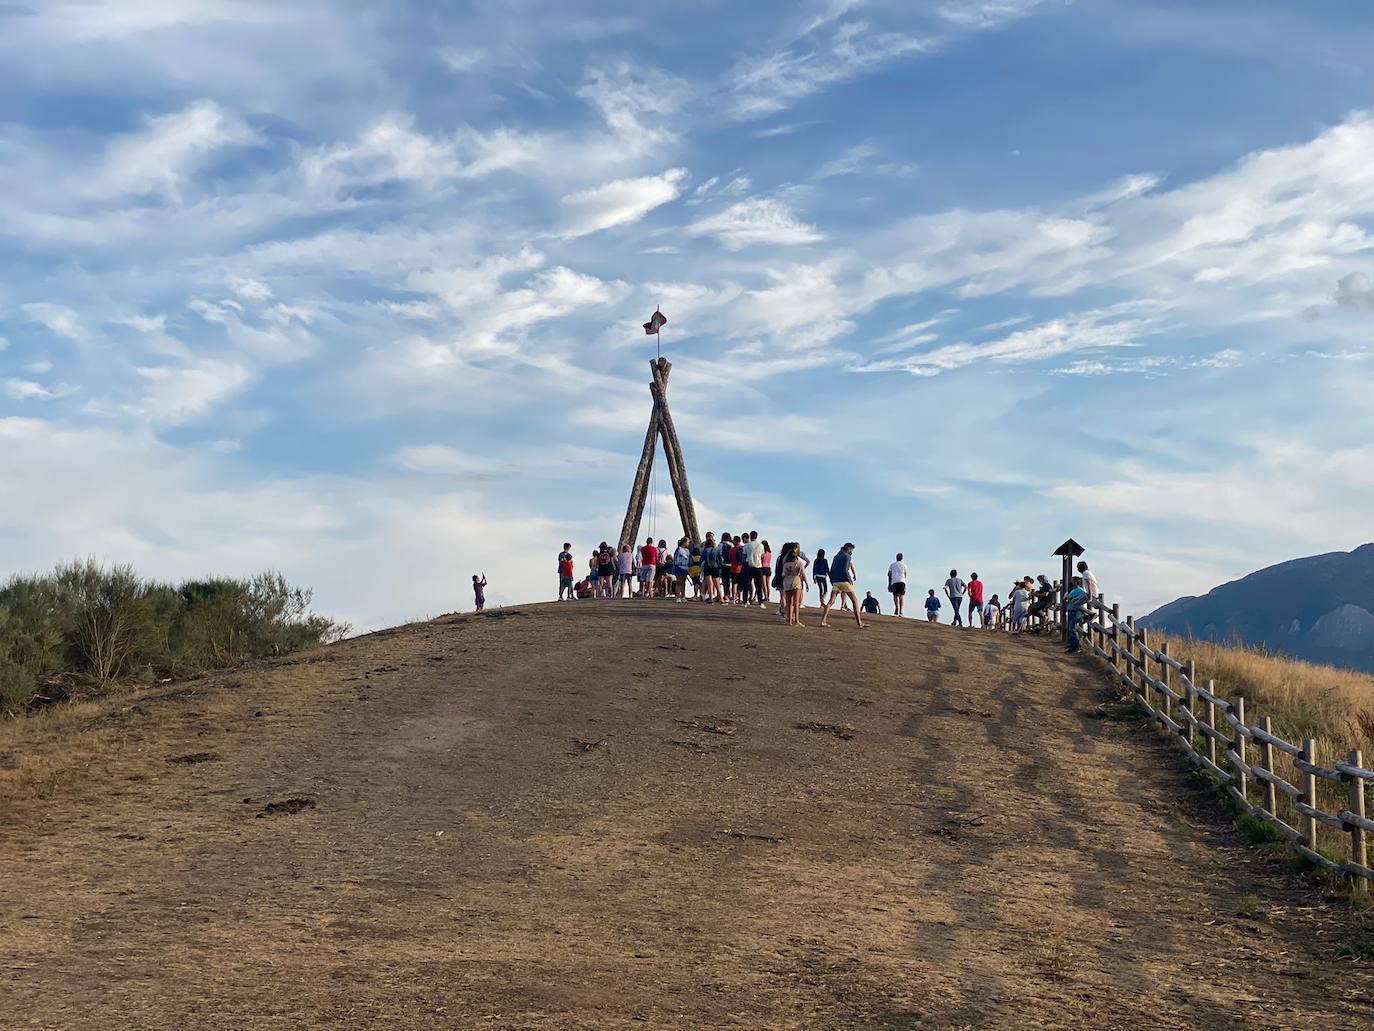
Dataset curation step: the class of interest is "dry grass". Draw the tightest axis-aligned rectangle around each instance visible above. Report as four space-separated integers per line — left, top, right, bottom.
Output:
1157 635 1374 762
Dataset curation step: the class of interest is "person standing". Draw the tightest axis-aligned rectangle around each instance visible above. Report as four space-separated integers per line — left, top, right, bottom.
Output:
759 540 774 606
1065 576 1089 653
638 537 658 599
1010 581 1030 631
812 548 830 608
966 573 985 628
944 569 967 627
781 544 809 626
472 573 488 612
672 537 692 603
616 544 635 598
558 543 576 601
819 543 865 628
924 589 941 622
701 532 723 603
887 553 908 617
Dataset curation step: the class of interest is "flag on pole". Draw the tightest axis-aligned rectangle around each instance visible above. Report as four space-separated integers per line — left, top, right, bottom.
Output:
642 309 667 335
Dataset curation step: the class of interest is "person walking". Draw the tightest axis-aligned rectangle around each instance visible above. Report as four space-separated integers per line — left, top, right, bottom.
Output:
781 544 809 626
887 553 908 617
944 569 967 627
558 543 576 601
812 548 830 609
966 573 985 628
472 573 488 612
924 589 941 622
819 543 865 628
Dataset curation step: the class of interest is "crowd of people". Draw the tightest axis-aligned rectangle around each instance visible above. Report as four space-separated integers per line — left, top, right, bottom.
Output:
553 535 1099 646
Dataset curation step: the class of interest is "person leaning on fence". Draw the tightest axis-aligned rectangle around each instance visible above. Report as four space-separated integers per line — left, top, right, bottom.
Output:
1064 576 1089 653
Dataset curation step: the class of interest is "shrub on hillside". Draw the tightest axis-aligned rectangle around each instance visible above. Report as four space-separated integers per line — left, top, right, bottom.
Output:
0 562 348 714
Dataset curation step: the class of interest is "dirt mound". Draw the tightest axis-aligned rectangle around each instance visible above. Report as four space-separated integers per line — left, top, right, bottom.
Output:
2 601 1371 1029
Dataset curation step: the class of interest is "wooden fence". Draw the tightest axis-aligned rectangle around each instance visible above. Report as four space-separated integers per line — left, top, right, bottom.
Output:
1083 596 1373 892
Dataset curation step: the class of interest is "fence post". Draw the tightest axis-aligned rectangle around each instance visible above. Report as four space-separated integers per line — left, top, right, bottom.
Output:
1159 640 1172 724
1137 626 1150 705
1125 615 1136 690
1232 696 1248 807
1348 748 1368 896
1110 604 1121 678
1094 594 1104 653
1205 679 1218 770
1259 715 1277 818
1302 738 1319 855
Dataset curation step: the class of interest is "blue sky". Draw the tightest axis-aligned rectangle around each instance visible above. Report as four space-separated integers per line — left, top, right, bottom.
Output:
3 0 1374 629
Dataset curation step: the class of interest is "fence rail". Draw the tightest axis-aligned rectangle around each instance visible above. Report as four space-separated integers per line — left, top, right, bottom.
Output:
1083 596 1372 890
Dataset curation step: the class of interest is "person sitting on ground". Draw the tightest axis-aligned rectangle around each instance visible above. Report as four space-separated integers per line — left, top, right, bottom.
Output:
472 573 488 612
944 569 966 627
558 543 576 601
1065 576 1089 653
888 553 908 617
819 543 865 628
861 591 881 616
781 544 809 626
925 588 941 622
966 572 984 628
575 577 594 599
812 549 830 609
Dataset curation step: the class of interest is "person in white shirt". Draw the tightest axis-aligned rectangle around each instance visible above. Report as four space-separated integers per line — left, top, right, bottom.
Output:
944 569 967 627
887 552 909 617
1077 561 1099 602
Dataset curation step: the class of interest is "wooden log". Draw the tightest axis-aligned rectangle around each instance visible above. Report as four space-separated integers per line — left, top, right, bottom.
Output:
1125 616 1136 688
1348 748 1369 897
619 402 661 549
1259 715 1278 818
649 359 701 546
1205 680 1218 770
1232 696 1248 807
1110 604 1121 677
1159 640 1173 724
1302 738 1320 854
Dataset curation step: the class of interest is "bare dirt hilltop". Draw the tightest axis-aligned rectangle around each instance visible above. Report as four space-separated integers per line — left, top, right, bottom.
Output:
2 602 1371 1030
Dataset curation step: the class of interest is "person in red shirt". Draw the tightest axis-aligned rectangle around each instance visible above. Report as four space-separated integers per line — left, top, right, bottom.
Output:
966 572 985 628
557 542 576 601
638 537 659 599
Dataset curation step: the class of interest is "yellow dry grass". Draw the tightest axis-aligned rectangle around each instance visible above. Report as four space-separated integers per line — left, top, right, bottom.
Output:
1157 635 1374 762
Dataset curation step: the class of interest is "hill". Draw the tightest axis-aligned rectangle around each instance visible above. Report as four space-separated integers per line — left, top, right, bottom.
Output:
1141 543 1374 672
2 603 1371 1029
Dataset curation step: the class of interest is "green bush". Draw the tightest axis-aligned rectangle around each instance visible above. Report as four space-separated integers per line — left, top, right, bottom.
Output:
0 561 348 714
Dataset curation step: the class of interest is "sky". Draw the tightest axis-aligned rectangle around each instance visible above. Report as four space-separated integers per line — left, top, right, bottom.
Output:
3 0 1374 631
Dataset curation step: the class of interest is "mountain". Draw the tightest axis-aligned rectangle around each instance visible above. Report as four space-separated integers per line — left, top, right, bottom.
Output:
1140 543 1374 673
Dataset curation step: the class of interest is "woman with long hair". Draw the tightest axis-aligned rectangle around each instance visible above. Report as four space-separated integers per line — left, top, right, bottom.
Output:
781 544 809 626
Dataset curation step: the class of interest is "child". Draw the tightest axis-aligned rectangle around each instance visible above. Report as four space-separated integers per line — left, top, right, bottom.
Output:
472 573 488 612
924 589 941 622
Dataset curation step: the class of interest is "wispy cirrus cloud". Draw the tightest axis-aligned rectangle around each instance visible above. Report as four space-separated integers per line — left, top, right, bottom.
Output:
559 168 687 238
687 197 824 250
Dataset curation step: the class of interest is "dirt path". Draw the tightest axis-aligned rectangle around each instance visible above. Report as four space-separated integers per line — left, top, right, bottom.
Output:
2 602 1371 1029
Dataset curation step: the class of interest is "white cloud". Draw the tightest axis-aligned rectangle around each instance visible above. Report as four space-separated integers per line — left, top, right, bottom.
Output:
92 99 259 201
134 359 254 423
687 197 824 250
938 1 1069 29
559 168 687 238
727 20 928 120
850 308 1152 376
21 303 86 342
815 142 918 180
391 444 500 476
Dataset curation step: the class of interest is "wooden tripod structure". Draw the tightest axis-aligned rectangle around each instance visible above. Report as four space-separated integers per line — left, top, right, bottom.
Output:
618 357 700 550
